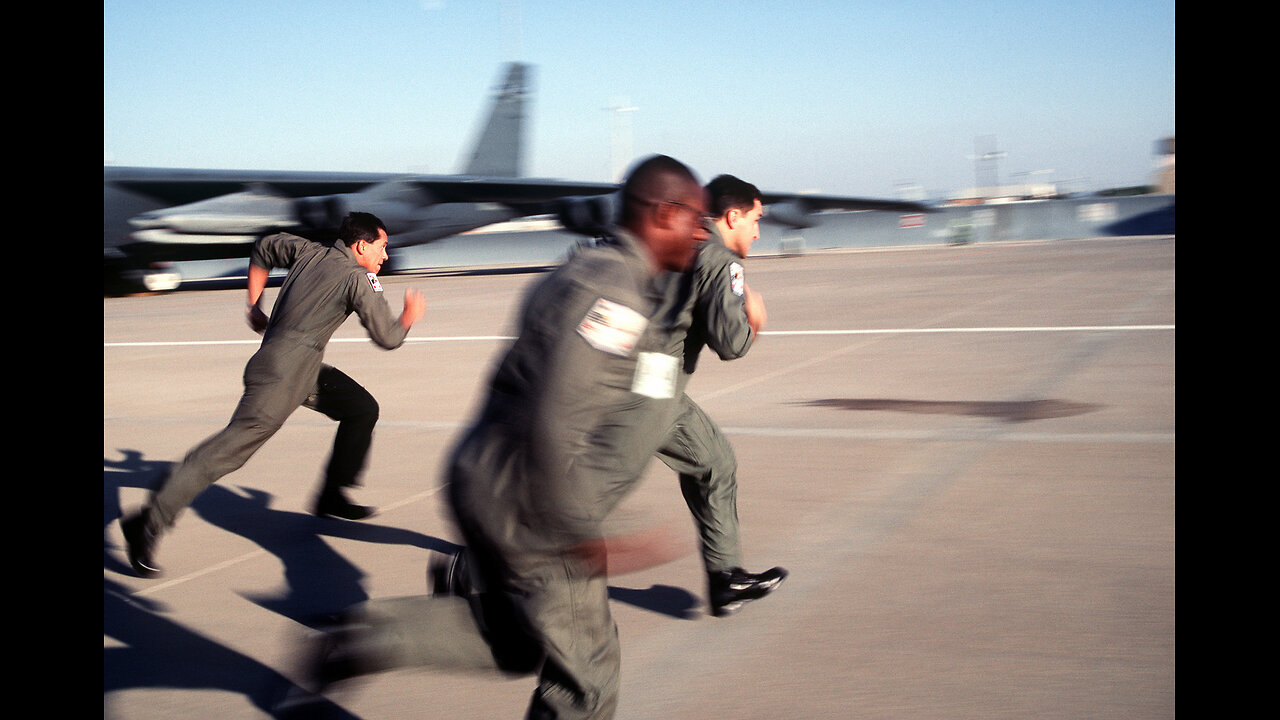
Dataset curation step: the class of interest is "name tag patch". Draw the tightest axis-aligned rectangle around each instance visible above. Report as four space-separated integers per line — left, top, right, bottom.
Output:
578 298 647 356
631 351 678 399
366 272 383 292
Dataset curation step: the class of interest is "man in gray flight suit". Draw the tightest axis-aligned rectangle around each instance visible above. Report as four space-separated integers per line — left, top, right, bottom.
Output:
652 174 787 616
120 212 427 578
277 156 708 720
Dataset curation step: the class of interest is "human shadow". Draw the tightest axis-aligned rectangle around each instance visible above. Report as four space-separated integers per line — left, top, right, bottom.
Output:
192 485 457 626
104 448 698 715
104 576 359 719
800 397 1102 423
608 584 701 620
105 449 458 625
104 448 454 716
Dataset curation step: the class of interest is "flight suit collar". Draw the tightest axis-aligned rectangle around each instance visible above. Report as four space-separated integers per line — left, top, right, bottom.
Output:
607 225 675 309
333 238 361 267
606 226 658 275
703 222 729 252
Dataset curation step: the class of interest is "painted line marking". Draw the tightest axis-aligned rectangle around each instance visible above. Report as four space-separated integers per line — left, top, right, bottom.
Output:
104 325 1174 348
130 484 447 598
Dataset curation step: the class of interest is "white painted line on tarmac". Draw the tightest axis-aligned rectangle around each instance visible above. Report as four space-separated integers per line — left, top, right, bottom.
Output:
132 551 268 597
104 335 516 348
103 324 1174 348
130 485 447 598
763 324 1175 335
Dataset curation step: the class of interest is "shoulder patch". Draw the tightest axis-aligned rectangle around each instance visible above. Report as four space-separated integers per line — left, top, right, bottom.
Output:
728 262 745 297
366 272 383 292
577 298 648 356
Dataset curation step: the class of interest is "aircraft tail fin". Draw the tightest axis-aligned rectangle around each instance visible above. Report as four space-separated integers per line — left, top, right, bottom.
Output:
460 63 530 178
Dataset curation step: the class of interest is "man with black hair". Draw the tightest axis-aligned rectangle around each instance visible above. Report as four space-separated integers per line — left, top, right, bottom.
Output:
652 173 787 617
120 212 427 578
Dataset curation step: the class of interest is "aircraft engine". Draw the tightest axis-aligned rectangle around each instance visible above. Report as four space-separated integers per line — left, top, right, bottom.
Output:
349 199 433 236
295 195 348 231
349 181 440 235
556 194 619 237
765 200 816 229
296 181 442 236
127 187 295 235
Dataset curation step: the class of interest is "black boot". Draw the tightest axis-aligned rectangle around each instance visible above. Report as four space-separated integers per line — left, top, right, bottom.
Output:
708 566 788 617
313 488 375 521
120 510 162 578
427 548 475 597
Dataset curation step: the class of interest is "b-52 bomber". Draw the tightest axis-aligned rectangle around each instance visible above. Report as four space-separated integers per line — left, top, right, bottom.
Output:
104 63 925 293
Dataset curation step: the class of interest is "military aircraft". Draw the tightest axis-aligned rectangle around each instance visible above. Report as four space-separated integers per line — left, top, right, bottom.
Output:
104 62 927 293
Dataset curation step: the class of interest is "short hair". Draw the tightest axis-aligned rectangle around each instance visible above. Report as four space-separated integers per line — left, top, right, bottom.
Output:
706 175 762 218
619 155 700 226
337 212 387 246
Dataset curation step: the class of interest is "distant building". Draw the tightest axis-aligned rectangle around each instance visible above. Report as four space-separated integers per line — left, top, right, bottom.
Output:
946 183 1060 206
945 136 1175 206
1154 137 1174 195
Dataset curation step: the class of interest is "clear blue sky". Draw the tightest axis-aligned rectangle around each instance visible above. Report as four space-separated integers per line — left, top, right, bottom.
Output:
103 1 1175 200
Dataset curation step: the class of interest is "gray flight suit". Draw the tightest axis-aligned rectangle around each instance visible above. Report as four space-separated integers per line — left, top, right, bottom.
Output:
144 232 410 532
322 228 684 720
651 225 756 575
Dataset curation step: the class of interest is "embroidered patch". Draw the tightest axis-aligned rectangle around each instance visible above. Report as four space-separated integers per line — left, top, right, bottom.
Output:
366 272 383 292
577 298 647 356
729 262 745 297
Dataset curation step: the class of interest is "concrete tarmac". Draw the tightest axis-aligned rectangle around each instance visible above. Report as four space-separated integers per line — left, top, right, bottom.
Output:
104 236 1175 719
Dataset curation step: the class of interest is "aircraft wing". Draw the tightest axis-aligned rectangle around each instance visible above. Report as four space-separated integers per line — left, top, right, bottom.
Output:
104 169 618 291
754 191 931 230
759 191 928 214
549 188 933 238
104 167 618 209
106 168 617 250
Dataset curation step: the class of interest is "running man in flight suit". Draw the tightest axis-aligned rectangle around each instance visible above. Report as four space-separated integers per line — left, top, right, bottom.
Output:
653 173 787 616
120 212 426 578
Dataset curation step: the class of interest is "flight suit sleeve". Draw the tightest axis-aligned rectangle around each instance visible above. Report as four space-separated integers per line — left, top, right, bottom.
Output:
250 232 306 271
347 271 410 350
694 247 755 361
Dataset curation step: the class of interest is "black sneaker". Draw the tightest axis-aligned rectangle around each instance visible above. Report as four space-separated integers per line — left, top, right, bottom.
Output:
708 566 788 617
428 549 474 597
120 511 162 578
313 490 375 521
